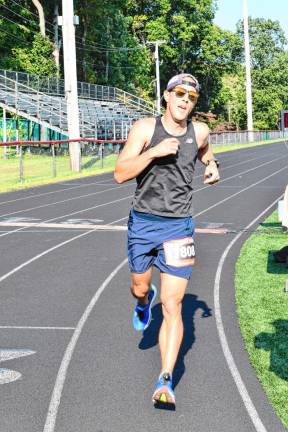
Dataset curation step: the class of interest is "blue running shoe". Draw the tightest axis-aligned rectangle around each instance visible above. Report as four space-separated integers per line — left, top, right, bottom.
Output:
152 372 175 408
133 284 157 331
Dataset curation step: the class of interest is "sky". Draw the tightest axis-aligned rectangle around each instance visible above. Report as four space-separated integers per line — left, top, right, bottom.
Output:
214 0 288 39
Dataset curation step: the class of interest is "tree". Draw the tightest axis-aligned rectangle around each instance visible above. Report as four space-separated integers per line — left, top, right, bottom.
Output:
236 18 288 129
13 33 57 77
194 25 242 112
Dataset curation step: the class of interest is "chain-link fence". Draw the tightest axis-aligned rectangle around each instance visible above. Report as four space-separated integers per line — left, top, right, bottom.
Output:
0 139 124 192
209 130 288 146
1 131 287 192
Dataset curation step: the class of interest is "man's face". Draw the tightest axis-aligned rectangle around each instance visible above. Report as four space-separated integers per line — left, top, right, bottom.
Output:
165 79 198 121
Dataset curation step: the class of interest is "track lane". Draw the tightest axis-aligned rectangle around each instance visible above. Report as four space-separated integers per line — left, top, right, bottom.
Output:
0 142 287 431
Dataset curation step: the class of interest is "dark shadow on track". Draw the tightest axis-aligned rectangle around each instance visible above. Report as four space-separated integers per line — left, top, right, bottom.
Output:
138 294 212 389
255 319 288 381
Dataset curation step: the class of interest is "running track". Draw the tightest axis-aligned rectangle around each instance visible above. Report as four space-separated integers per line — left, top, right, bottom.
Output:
0 142 287 432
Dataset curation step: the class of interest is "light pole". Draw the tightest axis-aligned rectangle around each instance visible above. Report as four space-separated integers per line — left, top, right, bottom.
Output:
59 0 81 172
147 40 166 114
243 0 254 138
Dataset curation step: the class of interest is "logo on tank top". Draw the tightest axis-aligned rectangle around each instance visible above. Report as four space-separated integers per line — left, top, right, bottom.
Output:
185 138 193 144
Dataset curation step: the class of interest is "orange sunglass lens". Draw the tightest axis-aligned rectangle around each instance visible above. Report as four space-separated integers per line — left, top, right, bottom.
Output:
174 88 197 101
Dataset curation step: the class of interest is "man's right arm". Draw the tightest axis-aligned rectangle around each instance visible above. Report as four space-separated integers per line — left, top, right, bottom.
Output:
114 118 180 183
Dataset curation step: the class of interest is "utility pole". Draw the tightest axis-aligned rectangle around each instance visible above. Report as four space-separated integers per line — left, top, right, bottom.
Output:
243 0 253 139
59 1 81 172
147 40 166 114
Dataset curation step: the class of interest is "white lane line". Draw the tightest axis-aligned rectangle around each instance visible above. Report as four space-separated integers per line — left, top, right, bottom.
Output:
0 215 128 284
214 194 283 432
193 154 286 195
41 169 288 431
43 257 128 432
0 151 274 218
0 326 75 330
0 183 133 219
0 154 284 427
194 164 288 218
1 152 283 232
0 195 133 239
0 177 116 206
0 222 127 231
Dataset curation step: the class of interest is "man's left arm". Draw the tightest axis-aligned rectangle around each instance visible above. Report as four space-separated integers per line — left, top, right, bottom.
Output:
194 122 220 185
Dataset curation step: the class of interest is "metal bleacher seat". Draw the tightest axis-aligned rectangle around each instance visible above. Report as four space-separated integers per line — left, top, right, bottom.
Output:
0 69 156 140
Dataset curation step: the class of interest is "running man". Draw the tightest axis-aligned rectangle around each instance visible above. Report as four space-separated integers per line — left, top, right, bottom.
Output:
114 73 220 408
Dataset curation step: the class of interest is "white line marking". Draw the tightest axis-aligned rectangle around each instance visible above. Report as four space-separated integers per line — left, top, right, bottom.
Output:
194 164 287 217
43 257 128 432
0 215 127 284
214 194 283 432
0 326 75 330
0 368 21 384
0 151 265 207
0 349 36 384
0 177 117 206
0 348 36 362
0 195 133 239
0 150 274 218
0 151 285 426
193 154 286 195
0 183 133 219
0 222 127 231
0 152 284 240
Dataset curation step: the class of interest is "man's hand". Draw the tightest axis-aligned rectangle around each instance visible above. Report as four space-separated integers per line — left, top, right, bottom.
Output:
204 164 220 184
150 138 180 158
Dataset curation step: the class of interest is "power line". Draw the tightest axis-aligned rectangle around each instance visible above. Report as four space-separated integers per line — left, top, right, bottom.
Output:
59 54 140 70
0 28 31 45
75 42 145 53
0 13 31 31
8 0 54 28
7 0 140 52
1 5 148 56
0 3 38 28
7 0 57 37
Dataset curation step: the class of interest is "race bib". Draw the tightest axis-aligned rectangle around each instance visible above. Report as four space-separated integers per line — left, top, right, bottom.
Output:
163 237 195 267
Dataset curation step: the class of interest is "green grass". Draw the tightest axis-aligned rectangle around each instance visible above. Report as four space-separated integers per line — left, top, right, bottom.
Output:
0 137 285 193
213 138 285 154
236 211 288 429
0 152 118 192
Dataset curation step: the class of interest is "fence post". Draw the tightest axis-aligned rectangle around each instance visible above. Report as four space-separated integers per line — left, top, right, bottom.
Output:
19 145 23 183
3 108 7 159
52 144 56 177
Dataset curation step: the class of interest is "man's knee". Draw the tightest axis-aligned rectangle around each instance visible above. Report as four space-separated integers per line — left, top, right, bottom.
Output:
161 296 182 318
130 279 150 299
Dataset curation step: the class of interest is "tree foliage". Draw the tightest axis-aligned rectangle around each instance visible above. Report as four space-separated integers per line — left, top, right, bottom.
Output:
13 33 57 77
234 18 288 129
0 1 287 129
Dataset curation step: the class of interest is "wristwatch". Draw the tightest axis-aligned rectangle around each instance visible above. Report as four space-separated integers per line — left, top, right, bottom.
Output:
205 159 219 168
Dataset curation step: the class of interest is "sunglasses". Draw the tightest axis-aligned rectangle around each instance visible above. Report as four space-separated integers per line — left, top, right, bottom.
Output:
172 87 198 102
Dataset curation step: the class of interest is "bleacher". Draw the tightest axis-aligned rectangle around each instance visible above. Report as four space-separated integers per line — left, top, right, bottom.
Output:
0 70 156 141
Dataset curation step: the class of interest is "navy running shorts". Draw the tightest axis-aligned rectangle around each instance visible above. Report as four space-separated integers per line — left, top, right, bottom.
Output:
127 208 195 280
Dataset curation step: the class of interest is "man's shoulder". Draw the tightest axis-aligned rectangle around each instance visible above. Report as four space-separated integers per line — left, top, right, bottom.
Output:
132 116 156 131
192 121 210 148
192 120 210 135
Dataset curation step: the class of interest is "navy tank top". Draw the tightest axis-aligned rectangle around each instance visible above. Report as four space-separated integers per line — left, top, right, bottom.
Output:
132 116 199 217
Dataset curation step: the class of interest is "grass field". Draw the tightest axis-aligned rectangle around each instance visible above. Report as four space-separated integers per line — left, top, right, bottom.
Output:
0 151 118 192
0 138 284 193
213 138 286 153
236 212 288 429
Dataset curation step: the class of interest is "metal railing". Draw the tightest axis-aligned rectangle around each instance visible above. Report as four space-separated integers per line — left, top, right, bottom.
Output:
0 138 125 186
0 69 156 115
209 130 288 146
0 73 140 140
